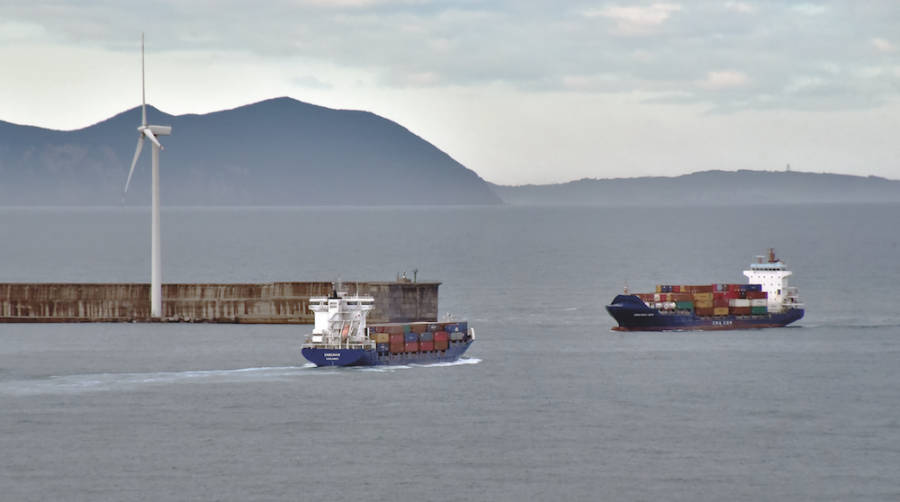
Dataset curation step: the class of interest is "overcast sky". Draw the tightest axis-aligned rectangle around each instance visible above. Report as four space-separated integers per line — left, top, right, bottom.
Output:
1 1 898 184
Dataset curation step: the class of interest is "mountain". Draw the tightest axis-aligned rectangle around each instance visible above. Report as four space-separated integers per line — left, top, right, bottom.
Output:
491 170 900 206
0 97 501 206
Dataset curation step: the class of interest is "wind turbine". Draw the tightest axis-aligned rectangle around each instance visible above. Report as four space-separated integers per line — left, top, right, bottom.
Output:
124 33 171 319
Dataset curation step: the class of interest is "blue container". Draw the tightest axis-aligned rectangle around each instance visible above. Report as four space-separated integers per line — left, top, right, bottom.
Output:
404 332 419 343
419 332 434 342
376 343 389 353
445 322 468 333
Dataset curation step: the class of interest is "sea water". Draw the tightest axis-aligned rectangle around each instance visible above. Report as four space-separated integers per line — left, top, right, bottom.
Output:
1 204 899 501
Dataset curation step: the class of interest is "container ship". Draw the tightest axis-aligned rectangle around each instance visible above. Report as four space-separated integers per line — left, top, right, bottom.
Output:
606 249 804 331
301 287 474 366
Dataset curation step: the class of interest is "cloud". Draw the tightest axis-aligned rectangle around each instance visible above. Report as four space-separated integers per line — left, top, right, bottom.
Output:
3 0 900 115
792 3 827 16
584 3 682 35
0 20 48 42
871 37 896 53
724 2 755 14
292 75 333 89
700 70 749 89
293 0 416 6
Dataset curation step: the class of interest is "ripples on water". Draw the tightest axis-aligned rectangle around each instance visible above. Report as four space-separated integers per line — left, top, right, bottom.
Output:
1 359 483 396
2 205 899 501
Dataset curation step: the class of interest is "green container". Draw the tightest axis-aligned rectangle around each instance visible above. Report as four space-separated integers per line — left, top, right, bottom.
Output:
750 306 768 315
675 301 694 310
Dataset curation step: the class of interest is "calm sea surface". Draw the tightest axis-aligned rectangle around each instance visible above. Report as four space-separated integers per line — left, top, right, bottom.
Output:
1 204 899 501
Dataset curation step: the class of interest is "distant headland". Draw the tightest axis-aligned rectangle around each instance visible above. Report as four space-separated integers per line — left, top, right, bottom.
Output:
2 97 898 206
491 170 900 206
0 97 500 206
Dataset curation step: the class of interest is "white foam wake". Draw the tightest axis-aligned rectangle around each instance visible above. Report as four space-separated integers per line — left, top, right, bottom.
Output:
1 359 482 396
355 357 482 372
411 357 482 368
1 366 311 396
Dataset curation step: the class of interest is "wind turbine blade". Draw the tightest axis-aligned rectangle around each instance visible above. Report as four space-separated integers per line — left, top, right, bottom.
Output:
141 33 146 126
124 136 144 194
142 128 162 150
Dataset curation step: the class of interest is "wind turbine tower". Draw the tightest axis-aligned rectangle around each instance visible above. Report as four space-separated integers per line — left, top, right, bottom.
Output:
124 33 172 319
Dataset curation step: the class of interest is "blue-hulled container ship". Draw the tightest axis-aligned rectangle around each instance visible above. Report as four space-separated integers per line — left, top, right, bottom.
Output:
301 287 474 367
606 249 804 331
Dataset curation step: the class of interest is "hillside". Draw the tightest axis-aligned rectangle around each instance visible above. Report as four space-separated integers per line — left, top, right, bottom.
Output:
491 170 900 206
0 97 501 206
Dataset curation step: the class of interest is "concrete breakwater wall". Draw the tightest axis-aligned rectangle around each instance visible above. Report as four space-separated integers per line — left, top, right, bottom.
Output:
0 281 439 324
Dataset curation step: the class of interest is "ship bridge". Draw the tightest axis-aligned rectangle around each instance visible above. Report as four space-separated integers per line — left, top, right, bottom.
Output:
742 249 802 312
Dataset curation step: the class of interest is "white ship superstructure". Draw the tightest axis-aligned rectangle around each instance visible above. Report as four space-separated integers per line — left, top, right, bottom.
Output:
743 249 803 313
304 286 375 350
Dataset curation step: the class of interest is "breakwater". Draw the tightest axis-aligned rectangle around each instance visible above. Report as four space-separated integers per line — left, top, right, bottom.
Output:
0 281 439 324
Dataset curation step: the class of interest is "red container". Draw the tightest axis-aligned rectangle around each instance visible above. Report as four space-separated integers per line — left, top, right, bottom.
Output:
713 297 729 307
410 323 427 334
730 306 751 315
419 340 434 351
435 340 449 351
386 325 404 335
745 291 768 299
389 333 404 344
672 285 681 292
434 331 449 343
405 341 418 352
390 343 405 354
695 307 715 316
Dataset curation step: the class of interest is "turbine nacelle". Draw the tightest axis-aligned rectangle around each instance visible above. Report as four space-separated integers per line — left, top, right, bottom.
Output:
125 124 172 194
139 124 172 136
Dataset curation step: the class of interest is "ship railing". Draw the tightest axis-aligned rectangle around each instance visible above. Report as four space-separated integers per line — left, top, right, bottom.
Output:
302 341 375 350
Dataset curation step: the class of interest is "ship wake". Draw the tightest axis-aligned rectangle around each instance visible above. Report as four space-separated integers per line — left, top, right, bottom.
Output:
356 357 482 372
1 366 314 396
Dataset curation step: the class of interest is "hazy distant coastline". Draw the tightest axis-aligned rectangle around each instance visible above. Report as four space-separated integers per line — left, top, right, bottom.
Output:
2 98 899 207
491 170 900 206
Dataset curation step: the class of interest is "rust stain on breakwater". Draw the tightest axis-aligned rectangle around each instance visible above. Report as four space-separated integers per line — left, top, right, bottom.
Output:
0 281 439 324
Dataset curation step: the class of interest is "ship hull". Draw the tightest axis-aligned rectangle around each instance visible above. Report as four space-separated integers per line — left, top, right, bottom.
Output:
606 294 804 332
302 341 473 367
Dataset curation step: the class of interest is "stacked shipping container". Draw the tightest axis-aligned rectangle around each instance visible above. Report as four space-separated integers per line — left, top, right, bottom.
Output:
368 321 468 354
640 284 768 317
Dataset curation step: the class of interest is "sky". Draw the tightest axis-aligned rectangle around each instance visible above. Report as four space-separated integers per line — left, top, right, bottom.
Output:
1 0 899 185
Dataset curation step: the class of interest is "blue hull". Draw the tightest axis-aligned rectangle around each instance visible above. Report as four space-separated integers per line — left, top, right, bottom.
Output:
606 294 804 331
302 340 473 367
